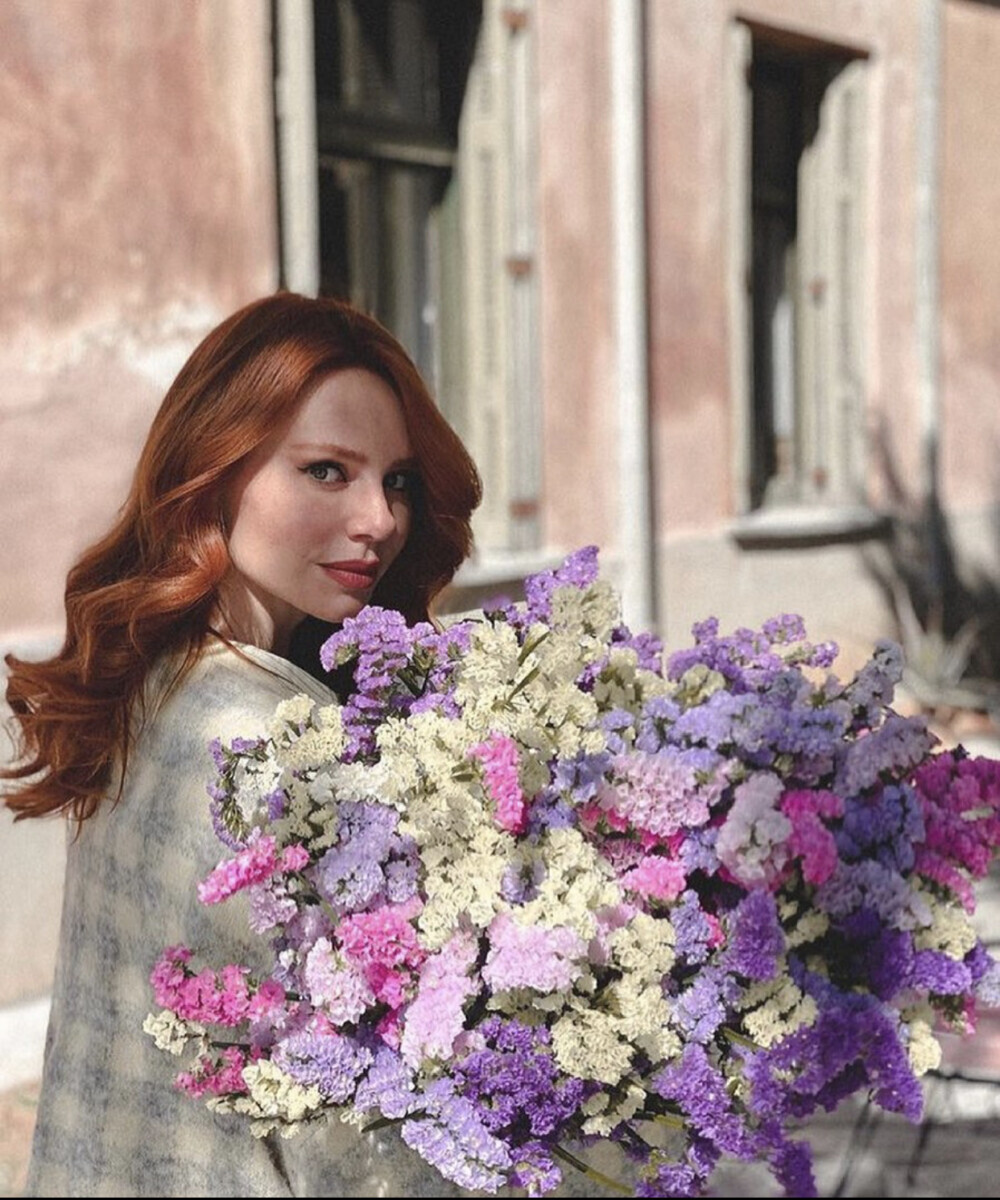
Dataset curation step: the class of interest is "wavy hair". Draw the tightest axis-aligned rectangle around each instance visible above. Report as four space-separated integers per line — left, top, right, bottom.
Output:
2 292 481 823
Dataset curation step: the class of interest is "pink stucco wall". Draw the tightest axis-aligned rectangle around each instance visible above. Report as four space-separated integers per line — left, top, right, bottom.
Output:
0 0 278 1008
644 0 933 535
940 0 1000 516
0 0 279 639
534 0 618 556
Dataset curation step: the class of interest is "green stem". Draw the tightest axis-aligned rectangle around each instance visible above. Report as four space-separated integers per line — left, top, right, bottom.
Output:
507 664 541 702
518 629 551 665
720 1026 759 1051
550 1145 632 1195
650 1111 686 1132
361 1114 409 1134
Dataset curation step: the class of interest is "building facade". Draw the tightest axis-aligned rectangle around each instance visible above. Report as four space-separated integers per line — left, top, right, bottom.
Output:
2 0 1000 1032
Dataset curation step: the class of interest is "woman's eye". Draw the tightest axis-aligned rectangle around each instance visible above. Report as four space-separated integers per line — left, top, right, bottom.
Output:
304 462 345 483
385 470 417 494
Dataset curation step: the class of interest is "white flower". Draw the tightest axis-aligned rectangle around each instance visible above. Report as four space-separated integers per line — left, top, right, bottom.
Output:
275 719 347 771
904 1007 943 1075
913 888 977 959
611 912 676 981
267 693 316 738
739 977 817 1047
516 827 623 941
240 1060 324 1124
551 1005 634 1085
142 1009 204 1055
715 772 791 888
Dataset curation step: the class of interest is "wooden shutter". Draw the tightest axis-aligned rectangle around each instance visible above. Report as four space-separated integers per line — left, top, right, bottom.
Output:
726 20 754 514
453 0 540 554
796 57 868 505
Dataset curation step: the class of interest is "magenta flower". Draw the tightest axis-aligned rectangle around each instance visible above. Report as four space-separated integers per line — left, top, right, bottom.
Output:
197 832 282 905
471 733 528 835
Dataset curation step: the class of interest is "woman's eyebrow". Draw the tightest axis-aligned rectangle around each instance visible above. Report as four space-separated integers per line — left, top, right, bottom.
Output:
289 442 418 470
289 441 366 462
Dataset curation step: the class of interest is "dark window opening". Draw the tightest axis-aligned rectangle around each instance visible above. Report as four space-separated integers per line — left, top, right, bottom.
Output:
312 0 482 382
747 29 862 511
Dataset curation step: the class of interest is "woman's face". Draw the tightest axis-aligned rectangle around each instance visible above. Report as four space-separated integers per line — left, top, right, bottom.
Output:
219 368 415 654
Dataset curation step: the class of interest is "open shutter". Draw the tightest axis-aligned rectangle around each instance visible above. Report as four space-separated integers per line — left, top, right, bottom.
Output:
726 20 754 514
456 7 510 551
453 0 540 554
796 57 867 505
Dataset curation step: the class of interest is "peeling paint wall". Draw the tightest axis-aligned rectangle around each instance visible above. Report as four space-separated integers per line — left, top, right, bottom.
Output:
0 0 279 1007
0 0 278 637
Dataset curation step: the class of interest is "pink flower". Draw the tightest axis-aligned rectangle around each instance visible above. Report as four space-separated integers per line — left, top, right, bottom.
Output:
579 800 630 833
281 844 311 872
704 912 725 948
781 789 844 885
400 930 479 1067
621 854 688 902
336 900 425 1009
150 945 193 1008
176 1046 249 1098
482 911 587 993
218 964 252 1024
597 750 725 840
248 978 287 1021
376 1009 403 1049
303 937 375 1024
471 733 528 834
198 833 282 905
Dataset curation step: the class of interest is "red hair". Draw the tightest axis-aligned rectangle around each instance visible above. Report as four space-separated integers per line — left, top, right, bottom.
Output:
2 292 481 822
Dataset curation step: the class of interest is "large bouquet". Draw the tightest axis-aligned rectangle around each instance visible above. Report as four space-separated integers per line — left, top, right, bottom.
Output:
145 547 1000 1197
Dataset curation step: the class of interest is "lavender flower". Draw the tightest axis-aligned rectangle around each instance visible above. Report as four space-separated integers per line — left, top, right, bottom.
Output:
273 1027 373 1102
724 890 785 982
522 545 600 621
400 1078 513 1192
147 548 1000 1200
313 800 418 914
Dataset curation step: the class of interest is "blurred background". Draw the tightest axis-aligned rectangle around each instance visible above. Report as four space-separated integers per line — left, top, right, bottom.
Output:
3 0 1000 1193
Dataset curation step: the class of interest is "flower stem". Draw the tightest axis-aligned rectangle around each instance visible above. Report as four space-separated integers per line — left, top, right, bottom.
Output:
721 1026 759 1051
550 1145 632 1195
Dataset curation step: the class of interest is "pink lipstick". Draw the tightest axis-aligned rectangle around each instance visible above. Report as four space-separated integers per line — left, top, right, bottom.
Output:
320 559 379 590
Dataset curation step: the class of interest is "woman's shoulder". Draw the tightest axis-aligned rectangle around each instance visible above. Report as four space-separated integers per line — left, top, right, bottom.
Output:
146 639 336 748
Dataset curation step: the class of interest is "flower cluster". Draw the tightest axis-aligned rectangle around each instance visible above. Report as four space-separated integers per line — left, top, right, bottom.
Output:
145 548 1000 1197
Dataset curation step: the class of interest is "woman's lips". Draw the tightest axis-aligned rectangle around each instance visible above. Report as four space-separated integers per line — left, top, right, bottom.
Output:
320 561 379 590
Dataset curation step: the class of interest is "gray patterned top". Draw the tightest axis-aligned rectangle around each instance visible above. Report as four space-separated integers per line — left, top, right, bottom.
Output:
24 641 622 1198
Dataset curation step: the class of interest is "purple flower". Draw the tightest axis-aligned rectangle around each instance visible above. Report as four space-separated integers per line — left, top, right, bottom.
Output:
910 948 972 995
724 890 785 981
672 966 740 1044
353 1043 420 1119
508 1142 563 1197
273 1026 373 1102
400 1078 513 1193
742 995 923 1124
834 714 937 797
654 1044 755 1158
522 546 601 622
612 624 664 672
313 800 418 914
671 889 715 965
453 1017 589 1142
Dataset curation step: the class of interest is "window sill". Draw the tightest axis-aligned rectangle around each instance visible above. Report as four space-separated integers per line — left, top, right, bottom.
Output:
452 549 569 589
729 505 889 549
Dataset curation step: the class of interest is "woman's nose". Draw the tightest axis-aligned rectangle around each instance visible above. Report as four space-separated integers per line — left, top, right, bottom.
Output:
347 480 397 542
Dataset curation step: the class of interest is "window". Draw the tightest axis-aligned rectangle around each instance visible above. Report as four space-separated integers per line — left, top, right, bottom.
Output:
312 0 478 384
293 0 541 559
727 21 872 534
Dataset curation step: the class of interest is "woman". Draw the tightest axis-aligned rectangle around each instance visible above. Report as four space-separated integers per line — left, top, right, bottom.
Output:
1 292 484 1197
